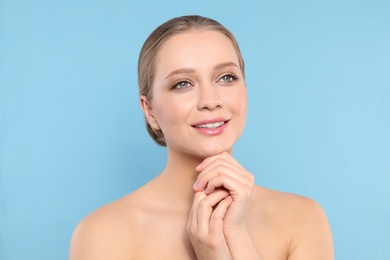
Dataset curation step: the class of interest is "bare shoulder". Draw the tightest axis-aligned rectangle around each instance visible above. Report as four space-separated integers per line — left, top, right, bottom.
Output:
252 186 334 260
254 186 328 218
69 191 145 260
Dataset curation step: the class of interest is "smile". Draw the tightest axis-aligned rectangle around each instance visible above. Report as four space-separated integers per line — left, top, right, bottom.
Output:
194 121 225 129
192 119 229 136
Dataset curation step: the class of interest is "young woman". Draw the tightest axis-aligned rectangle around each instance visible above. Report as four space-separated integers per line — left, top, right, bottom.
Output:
70 15 333 259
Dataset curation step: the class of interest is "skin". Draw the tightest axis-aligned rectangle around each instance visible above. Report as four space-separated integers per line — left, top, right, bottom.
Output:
69 30 334 259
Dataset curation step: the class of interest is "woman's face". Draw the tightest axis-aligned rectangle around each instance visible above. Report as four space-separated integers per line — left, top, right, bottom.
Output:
143 30 247 158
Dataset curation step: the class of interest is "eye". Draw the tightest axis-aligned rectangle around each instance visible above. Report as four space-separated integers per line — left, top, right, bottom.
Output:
219 74 237 83
172 81 191 89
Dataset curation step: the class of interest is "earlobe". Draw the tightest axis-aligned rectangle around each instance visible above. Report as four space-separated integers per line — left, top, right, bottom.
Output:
140 96 161 130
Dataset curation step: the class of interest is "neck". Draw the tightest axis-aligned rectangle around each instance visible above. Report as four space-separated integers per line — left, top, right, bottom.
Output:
156 148 205 211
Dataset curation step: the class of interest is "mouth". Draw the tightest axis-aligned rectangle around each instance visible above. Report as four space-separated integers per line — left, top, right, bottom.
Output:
191 119 230 136
192 120 229 129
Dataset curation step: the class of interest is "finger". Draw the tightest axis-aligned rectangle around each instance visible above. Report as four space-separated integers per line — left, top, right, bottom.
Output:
187 191 206 238
195 154 253 191
196 164 235 190
198 159 246 181
196 152 243 171
195 161 251 192
195 164 253 193
204 174 250 199
192 190 230 238
209 196 233 237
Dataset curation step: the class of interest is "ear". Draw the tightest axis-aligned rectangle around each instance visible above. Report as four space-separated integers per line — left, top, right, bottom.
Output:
140 95 161 130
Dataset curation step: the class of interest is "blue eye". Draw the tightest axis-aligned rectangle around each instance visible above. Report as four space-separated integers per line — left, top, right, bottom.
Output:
220 74 237 82
173 81 191 89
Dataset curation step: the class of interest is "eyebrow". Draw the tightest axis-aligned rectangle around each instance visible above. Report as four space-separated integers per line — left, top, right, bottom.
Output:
213 62 239 70
164 68 195 80
164 62 239 80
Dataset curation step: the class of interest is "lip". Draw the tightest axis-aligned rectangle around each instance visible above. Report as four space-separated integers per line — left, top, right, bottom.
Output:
191 118 230 136
191 118 228 127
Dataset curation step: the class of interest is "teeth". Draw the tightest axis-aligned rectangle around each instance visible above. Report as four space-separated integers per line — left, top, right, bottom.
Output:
196 121 224 128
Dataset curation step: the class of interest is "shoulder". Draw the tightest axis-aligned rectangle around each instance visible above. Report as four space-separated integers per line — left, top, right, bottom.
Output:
253 185 329 220
253 186 326 216
69 193 144 260
252 186 334 259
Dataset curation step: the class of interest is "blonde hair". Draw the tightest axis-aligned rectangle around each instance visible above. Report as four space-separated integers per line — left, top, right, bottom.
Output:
138 15 245 146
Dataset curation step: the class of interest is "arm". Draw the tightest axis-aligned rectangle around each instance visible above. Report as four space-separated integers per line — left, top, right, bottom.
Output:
287 198 334 260
69 209 132 260
69 217 109 260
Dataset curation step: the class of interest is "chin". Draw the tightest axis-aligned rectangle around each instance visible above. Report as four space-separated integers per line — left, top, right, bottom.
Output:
167 136 238 159
196 144 233 158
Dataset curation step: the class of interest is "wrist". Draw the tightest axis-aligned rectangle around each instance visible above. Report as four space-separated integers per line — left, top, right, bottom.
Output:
224 227 263 260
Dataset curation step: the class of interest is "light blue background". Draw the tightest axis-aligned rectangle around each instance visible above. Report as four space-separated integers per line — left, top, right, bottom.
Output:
1 0 389 259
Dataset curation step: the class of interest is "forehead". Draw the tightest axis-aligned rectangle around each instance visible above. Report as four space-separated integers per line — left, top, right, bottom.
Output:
155 30 239 75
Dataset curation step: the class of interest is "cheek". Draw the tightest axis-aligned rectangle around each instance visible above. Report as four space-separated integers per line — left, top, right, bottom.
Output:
154 108 175 129
229 88 248 130
227 88 248 114
243 95 248 115
153 98 193 130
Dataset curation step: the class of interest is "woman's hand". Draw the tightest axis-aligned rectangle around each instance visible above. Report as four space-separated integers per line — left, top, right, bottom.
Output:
186 189 233 260
193 152 255 232
187 152 262 260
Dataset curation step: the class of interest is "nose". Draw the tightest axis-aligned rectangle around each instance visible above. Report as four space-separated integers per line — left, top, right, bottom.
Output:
196 83 223 111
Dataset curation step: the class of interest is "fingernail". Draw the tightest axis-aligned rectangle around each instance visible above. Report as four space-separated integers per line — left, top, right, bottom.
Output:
193 181 198 190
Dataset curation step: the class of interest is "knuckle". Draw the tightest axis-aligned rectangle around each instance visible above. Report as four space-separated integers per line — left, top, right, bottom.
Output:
191 227 198 236
198 198 209 208
211 210 223 220
206 237 221 249
193 232 207 243
194 192 204 201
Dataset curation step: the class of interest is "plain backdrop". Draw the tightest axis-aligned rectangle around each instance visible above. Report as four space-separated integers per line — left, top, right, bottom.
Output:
1 0 389 259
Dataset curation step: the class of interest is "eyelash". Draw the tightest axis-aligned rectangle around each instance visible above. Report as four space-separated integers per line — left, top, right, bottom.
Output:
219 74 238 83
172 81 192 90
171 74 238 90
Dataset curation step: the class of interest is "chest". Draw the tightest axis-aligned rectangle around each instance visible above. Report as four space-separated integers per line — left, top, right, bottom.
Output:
129 213 289 260
130 213 196 259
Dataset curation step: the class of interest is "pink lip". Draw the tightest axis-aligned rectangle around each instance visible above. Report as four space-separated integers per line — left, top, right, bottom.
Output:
191 118 228 127
191 118 229 136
